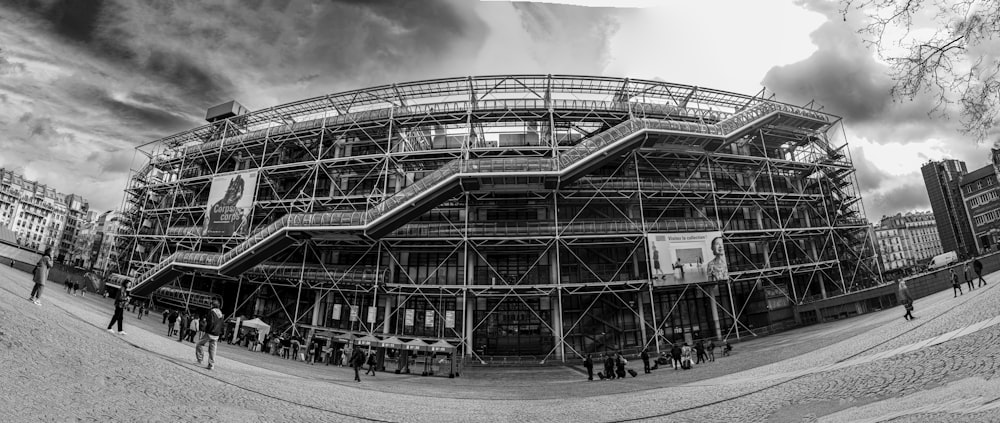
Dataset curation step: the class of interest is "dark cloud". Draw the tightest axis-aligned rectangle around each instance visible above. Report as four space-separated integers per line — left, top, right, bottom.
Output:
98 95 198 133
863 179 931 221
5 0 233 105
88 150 132 173
762 19 893 123
40 0 105 42
60 82 198 133
851 147 891 190
291 0 486 87
17 113 61 139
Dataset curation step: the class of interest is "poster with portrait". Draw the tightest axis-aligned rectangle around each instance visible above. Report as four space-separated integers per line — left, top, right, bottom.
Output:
404 309 415 326
647 231 728 286
366 306 377 324
204 170 259 237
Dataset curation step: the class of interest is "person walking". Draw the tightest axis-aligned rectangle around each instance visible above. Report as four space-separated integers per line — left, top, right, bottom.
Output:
313 341 323 365
695 341 707 364
28 248 53 306
162 309 169 324
166 310 178 337
603 353 615 380
178 312 190 342
680 343 693 369
670 344 682 370
899 280 915 321
707 340 716 362
615 352 627 379
964 262 975 291
195 299 224 370
951 268 963 297
187 314 200 342
350 345 364 382
172 312 181 338
106 281 131 335
974 259 987 287
364 350 378 376
640 349 651 374
136 301 144 320
584 354 594 381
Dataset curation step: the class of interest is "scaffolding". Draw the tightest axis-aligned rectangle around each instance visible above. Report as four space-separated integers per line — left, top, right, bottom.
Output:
118 75 881 361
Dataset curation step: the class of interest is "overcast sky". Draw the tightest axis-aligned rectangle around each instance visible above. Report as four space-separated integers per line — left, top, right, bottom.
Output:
0 0 993 220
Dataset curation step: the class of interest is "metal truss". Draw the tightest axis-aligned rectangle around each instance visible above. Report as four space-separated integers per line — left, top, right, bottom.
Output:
118 75 880 361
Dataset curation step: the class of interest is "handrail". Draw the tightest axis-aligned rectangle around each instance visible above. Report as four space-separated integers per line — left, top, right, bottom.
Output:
153 99 742 163
132 101 830 292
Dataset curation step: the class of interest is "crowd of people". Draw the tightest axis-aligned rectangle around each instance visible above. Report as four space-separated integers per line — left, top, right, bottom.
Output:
582 340 733 381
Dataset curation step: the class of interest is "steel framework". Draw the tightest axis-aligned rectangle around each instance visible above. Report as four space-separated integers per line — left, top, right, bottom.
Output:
118 75 881 361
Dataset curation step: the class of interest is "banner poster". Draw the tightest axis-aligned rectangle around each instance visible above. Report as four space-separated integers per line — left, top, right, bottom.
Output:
404 309 415 326
349 306 359 322
647 231 728 286
445 310 456 329
366 306 377 324
424 310 435 328
204 170 259 237
332 304 342 320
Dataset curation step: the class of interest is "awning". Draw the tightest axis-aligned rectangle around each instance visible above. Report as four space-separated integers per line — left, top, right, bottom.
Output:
404 338 431 352
354 334 381 346
379 336 406 348
429 340 456 353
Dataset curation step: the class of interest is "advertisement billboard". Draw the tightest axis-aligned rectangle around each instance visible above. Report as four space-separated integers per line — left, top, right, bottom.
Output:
648 231 728 286
204 170 259 237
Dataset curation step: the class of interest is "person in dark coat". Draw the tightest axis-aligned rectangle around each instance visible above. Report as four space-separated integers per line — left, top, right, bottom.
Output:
349 345 364 382
178 312 190 342
695 341 707 364
707 341 716 362
640 349 650 374
615 352 626 378
964 262 975 291
951 269 963 297
670 344 682 370
106 281 131 335
167 310 178 337
974 259 987 287
364 351 378 376
584 354 594 380
28 248 53 306
899 280 915 320
603 353 616 380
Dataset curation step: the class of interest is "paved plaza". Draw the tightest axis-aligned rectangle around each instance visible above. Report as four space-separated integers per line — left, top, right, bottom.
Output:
2 265 1000 422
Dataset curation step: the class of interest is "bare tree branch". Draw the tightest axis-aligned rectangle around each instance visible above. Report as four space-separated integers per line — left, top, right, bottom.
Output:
843 0 1000 143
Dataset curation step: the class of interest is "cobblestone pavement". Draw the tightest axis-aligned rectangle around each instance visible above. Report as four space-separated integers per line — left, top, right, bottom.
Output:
3 264 1000 422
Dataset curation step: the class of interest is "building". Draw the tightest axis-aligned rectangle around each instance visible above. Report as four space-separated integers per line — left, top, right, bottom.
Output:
120 75 880 359
960 150 1000 253
875 211 943 278
0 168 91 262
90 210 124 274
875 226 908 279
922 160 977 258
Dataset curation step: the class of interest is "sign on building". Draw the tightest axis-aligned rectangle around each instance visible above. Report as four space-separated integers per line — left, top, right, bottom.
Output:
204 170 259 237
